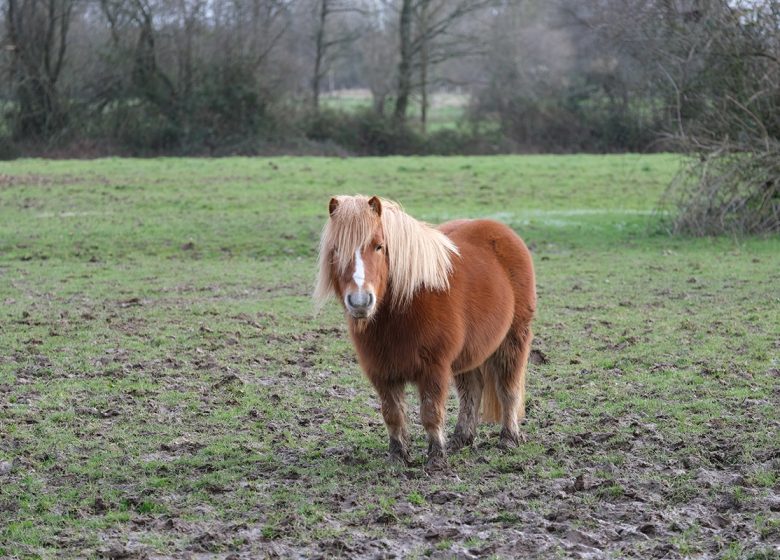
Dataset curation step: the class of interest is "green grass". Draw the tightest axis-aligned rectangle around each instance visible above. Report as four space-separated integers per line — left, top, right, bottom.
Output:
0 155 778 558
320 90 468 131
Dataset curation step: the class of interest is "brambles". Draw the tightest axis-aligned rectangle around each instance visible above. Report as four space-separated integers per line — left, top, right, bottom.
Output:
665 147 780 235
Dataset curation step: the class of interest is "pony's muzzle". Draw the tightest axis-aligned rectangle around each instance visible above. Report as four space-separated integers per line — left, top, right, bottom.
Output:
346 291 374 317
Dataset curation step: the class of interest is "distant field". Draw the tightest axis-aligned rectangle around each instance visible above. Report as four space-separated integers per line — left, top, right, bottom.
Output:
321 88 469 131
0 155 778 558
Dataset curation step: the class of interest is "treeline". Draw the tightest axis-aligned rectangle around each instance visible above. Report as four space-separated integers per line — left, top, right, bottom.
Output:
0 0 778 158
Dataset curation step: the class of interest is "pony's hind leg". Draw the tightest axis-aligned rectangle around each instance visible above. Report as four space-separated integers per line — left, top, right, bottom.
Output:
417 372 450 469
375 380 411 465
448 369 484 453
489 325 532 448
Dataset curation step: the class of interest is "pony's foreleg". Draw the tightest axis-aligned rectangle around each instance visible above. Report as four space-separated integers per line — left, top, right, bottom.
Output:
449 369 484 453
418 373 449 469
375 380 411 465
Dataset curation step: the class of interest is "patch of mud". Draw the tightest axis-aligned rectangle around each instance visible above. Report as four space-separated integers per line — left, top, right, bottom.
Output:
5 246 777 560
0 173 104 188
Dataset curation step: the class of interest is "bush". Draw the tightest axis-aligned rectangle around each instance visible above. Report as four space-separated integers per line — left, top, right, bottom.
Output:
0 135 18 160
424 126 510 155
304 108 515 156
305 108 422 155
471 83 661 153
663 146 780 236
106 103 183 155
658 1 779 236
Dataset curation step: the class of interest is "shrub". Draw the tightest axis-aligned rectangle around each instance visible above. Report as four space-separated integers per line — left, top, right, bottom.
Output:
424 126 510 155
0 135 18 160
305 108 423 155
663 146 780 236
659 1 779 235
471 82 661 153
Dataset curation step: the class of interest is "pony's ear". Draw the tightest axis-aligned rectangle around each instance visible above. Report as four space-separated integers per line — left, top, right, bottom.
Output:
368 196 382 217
329 197 339 216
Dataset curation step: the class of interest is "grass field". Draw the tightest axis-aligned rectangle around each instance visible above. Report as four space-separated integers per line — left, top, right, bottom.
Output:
321 89 468 131
0 155 778 559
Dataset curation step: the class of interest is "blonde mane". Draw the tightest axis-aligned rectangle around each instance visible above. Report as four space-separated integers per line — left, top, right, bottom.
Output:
314 195 459 309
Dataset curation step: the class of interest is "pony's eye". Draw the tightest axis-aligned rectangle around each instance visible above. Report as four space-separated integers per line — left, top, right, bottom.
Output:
375 244 383 252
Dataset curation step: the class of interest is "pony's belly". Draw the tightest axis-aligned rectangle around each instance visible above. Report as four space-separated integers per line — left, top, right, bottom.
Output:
451 307 514 374
355 299 512 379
448 241 517 373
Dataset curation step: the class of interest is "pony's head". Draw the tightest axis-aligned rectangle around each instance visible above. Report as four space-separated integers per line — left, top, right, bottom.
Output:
315 195 459 322
316 196 388 320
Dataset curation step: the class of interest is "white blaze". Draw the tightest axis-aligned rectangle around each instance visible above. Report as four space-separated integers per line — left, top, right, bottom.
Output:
353 248 365 289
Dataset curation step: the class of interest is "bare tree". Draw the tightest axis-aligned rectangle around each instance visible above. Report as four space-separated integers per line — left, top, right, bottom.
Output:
311 0 362 111
130 0 177 116
393 0 494 124
3 0 771 163
416 0 429 130
393 0 413 122
355 1 397 115
4 0 76 138
312 0 330 109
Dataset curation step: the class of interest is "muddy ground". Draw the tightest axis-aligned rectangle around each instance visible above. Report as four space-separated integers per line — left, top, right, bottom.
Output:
0 158 778 558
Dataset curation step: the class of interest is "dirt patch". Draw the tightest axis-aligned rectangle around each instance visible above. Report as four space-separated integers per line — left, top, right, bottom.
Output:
0 173 103 188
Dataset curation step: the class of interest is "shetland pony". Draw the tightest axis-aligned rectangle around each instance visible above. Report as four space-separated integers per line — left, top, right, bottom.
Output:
315 196 535 467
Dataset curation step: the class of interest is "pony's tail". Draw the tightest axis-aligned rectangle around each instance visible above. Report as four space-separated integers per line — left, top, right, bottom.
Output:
479 326 532 424
480 368 502 424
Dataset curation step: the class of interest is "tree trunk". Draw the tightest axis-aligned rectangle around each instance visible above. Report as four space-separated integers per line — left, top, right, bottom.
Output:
373 90 387 116
180 1 196 105
312 0 329 111
6 0 73 139
419 0 430 133
131 5 178 123
15 77 62 138
393 0 414 124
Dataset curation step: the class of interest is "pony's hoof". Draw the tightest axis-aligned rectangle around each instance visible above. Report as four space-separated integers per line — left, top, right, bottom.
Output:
388 450 411 466
388 439 412 466
498 428 524 449
425 441 449 471
425 453 449 472
447 433 474 454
